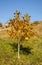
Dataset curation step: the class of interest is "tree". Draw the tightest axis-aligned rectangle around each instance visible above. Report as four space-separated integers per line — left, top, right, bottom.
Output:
7 11 35 59
0 22 2 27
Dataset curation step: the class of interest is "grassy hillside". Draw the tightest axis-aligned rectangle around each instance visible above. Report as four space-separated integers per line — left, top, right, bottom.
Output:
0 37 42 65
0 21 42 65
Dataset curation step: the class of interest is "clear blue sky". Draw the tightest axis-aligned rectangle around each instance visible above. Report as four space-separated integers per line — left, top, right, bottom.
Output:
0 0 42 24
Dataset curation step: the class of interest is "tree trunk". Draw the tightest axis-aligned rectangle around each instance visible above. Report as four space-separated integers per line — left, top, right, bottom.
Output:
18 43 20 59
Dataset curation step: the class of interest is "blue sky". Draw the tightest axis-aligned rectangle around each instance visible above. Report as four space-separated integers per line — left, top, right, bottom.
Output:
0 0 42 24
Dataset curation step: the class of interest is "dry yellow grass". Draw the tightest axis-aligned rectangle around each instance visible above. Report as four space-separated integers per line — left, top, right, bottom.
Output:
0 28 9 39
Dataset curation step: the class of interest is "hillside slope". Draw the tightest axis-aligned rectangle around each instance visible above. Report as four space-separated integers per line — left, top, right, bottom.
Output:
0 21 42 65
32 21 42 37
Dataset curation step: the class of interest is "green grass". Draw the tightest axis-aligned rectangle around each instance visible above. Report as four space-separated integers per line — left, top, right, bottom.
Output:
0 37 42 65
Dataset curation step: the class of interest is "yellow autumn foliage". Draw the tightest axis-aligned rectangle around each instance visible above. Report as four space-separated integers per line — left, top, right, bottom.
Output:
7 11 35 42
18 30 21 32
25 37 29 40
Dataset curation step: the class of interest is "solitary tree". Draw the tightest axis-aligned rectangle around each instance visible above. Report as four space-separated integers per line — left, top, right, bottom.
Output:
7 11 35 59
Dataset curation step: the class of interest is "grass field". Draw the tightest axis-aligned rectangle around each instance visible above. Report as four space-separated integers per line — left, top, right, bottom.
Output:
0 34 42 65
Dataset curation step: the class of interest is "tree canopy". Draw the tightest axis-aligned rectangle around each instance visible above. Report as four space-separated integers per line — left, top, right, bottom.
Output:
8 11 35 42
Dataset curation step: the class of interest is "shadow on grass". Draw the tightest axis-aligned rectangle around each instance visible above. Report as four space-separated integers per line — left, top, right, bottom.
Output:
10 42 31 55
20 45 31 55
